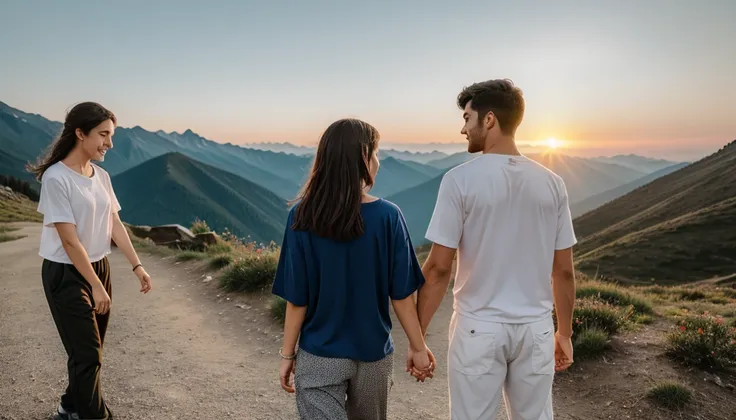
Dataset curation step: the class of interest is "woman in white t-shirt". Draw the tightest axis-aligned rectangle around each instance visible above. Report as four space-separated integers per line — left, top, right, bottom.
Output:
28 102 153 420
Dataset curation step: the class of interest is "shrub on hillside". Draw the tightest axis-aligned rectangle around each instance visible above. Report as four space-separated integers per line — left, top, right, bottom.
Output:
190 218 211 235
665 312 736 371
208 254 234 270
175 251 207 262
205 240 233 255
678 289 706 301
271 296 287 324
220 252 279 293
573 328 610 359
576 282 654 315
646 381 693 411
557 297 634 337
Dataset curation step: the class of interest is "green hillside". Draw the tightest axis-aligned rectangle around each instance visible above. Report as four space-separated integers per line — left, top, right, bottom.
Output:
111 152 289 244
385 171 447 244
573 140 736 283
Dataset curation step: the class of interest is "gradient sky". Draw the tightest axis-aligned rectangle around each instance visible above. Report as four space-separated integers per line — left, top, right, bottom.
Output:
1 0 734 161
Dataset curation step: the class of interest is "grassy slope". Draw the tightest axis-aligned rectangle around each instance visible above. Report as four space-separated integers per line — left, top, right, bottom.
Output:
573 141 736 283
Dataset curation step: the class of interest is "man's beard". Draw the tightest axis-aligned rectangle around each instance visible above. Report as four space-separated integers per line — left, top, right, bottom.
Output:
467 128 485 153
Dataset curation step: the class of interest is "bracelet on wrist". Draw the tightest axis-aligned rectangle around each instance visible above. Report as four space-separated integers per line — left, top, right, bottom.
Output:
132 263 143 272
279 348 297 360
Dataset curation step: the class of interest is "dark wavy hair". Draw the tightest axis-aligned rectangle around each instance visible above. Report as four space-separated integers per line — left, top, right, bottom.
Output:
27 102 116 181
291 118 380 241
457 79 525 135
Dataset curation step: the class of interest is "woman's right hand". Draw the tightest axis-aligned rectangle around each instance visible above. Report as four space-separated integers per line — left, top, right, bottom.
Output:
408 346 435 382
279 358 296 393
92 283 111 314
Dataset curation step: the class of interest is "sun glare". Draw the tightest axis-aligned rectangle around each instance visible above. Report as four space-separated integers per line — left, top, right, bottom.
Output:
546 137 560 149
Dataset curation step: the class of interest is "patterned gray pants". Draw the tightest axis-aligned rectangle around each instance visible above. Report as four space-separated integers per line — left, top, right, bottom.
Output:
294 349 394 420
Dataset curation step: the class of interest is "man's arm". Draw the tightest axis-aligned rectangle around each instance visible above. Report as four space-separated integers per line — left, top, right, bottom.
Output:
416 244 456 337
552 247 576 338
418 173 463 337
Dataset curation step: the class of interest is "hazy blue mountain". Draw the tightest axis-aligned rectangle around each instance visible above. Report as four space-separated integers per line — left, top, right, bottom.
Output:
0 150 35 184
111 152 289 244
96 126 308 199
371 157 439 197
571 162 691 218
381 149 449 164
426 152 474 170
0 101 62 168
591 154 681 174
0 101 440 201
385 172 447 244
246 141 451 164
387 152 664 244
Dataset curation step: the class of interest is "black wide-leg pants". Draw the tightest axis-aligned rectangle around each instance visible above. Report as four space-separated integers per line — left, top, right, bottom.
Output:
42 256 113 420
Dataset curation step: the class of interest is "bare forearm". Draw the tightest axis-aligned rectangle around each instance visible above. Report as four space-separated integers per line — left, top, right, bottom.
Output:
62 239 103 289
417 266 452 336
112 219 141 268
281 302 307 355
553 270 576 337
391 296 427 351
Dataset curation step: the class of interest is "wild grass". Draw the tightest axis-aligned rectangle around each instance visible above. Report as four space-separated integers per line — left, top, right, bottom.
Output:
0 196 42 223
646 381 693 411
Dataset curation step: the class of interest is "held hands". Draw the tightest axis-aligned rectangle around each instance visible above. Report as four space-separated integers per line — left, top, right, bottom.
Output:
554 331 574 372
134 265 153 294
406 345 436 382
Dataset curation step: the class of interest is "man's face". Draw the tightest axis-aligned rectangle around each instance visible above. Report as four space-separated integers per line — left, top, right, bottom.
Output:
461 101 487 153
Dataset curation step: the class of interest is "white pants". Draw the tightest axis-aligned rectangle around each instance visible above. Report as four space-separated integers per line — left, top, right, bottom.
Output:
447 312 556 420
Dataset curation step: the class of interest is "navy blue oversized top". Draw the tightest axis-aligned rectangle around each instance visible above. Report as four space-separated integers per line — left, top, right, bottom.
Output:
271 198 425 362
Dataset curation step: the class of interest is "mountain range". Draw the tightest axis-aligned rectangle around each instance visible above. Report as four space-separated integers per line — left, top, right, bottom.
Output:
1 100 696 250
112 152 288 244
572 139 736 284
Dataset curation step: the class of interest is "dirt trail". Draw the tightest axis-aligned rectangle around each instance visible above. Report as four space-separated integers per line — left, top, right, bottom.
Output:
0 223 466 419
2 223 732 419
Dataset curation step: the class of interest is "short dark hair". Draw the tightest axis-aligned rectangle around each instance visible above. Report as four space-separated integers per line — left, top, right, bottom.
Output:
291 118 380 242
457 79 525 135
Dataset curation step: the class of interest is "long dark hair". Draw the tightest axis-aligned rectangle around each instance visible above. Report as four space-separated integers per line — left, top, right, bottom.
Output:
27 102 116 181
291 118 380 241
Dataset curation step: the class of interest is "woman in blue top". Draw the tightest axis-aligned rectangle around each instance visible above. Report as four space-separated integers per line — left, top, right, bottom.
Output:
272 118 434 419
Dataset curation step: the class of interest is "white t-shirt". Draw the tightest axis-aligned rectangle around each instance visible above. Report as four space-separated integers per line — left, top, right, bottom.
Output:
37 161 122 264
425 153 577 323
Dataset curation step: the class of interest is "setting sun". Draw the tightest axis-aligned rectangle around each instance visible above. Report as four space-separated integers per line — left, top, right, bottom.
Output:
546 137 561 149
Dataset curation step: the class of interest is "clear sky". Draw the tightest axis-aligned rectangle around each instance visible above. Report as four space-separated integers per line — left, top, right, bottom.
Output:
1 0 734 161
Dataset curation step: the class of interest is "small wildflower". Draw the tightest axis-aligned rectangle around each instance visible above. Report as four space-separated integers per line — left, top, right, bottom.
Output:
697 328 704 335
679 325 686 332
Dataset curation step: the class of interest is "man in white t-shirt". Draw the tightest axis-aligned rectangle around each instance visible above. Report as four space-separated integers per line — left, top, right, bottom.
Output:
414 79 577 419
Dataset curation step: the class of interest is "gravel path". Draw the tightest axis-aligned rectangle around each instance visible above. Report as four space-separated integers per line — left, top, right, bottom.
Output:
0 223 479 419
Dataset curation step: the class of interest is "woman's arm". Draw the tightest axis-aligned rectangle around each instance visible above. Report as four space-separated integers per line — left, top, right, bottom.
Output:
391 296 428 353
55 222 111 314
111 213 152 294
279 302 306 393
281 302 307 356
111 213 141 269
